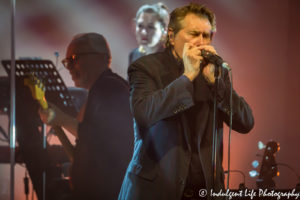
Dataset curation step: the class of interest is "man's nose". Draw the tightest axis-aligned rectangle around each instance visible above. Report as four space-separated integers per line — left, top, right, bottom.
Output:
193 35 204 46
65 63 75 71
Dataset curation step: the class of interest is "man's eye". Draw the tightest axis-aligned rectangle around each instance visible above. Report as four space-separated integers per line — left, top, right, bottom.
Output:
203 33 210 39
71 55 77 61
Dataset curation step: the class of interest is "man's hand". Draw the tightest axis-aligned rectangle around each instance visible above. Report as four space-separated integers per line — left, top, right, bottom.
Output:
183 43 203 81
183 43 220 84
199 45 219 84
39 103 67 126
38 102 79 137
202 63 218 84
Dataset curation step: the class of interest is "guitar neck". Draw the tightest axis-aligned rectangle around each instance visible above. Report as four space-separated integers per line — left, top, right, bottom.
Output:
23 75 75 163
52 126 74 163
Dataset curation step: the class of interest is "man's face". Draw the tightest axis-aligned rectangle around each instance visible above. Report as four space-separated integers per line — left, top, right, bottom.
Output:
64 51 97 88
169 13 213 58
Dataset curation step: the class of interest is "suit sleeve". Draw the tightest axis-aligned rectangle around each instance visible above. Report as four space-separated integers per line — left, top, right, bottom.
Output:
217 69 254 133
128 63 194 128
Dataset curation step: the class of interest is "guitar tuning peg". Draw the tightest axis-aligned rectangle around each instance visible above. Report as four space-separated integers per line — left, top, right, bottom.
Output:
249 170 259 178
258 141 266 150
252 160 259 168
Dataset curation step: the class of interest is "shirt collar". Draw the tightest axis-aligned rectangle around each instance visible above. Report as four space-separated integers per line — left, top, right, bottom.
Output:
165 47 184 71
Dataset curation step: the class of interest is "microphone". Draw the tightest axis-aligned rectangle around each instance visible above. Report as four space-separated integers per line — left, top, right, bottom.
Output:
201 50 231 71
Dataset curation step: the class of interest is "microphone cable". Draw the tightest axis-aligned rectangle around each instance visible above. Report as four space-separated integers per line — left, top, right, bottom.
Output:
276 163 300 181
201 50 234 190
226 68 233 190
224 169 246 189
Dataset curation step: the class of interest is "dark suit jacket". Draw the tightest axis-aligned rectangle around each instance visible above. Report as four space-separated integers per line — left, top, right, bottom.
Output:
119 49 254 200
71 69 133 200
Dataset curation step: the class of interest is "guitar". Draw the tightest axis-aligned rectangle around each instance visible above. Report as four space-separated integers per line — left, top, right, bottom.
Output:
24 74 74 163
256 141 280 189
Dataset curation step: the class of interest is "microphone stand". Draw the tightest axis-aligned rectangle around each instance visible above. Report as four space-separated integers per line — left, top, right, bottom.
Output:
202 50 233 193
211 64 220 191
10 0 16 200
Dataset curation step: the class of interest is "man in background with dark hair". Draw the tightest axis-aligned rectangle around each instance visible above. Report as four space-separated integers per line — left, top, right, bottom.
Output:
40 33 133 200
119 3 254 200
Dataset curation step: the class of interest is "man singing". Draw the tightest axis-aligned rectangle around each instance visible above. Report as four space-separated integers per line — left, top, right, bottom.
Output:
119 3 254 200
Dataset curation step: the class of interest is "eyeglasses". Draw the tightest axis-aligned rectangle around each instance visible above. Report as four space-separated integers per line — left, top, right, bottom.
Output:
61 52 100 68
62 54 76 68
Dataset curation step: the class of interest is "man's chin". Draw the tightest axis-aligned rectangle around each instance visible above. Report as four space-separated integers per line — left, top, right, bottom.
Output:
73 80 80 87
75 83 82 88
74 81 86 89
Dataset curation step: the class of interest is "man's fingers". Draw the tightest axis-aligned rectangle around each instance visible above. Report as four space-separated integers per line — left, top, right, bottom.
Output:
185 44 217 55
47 108 56 124
38 106 56 125
198 45 217 55
183 43 189 54
48 102 58 109
191 55 203 62
39 108 45 123
185 45 202 58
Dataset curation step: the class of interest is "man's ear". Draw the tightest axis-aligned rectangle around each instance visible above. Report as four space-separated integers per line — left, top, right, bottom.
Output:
168 28 175 46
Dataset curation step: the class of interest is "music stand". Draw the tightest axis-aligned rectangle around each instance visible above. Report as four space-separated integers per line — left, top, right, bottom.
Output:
2 59 78 118
2 59 78 200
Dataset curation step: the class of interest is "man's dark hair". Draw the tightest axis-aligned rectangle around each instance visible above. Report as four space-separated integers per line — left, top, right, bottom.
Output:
166 3 216 47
